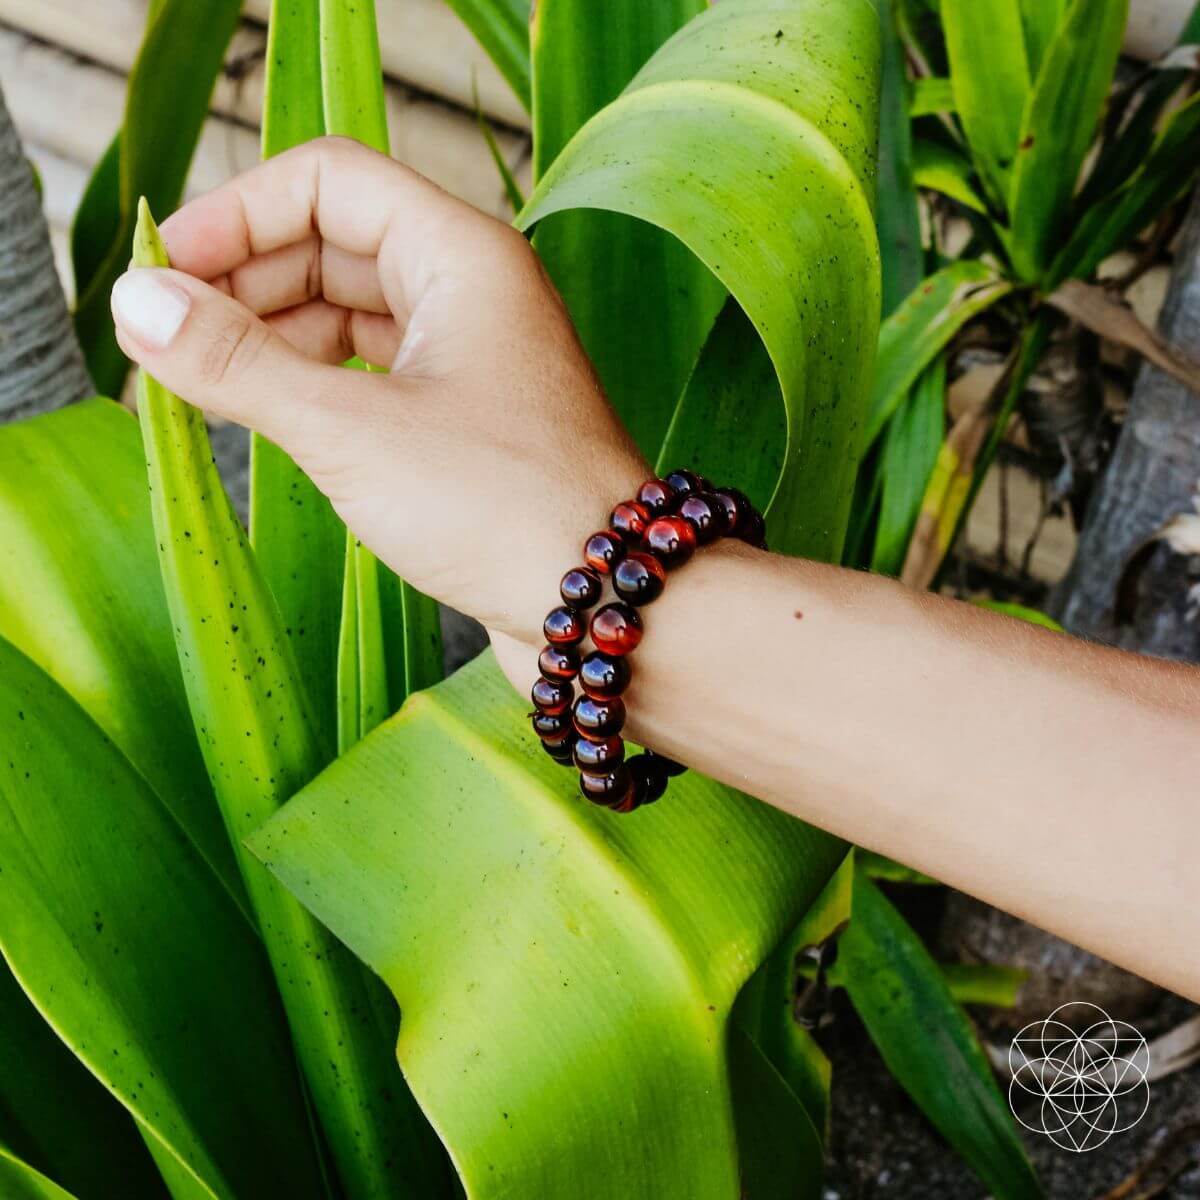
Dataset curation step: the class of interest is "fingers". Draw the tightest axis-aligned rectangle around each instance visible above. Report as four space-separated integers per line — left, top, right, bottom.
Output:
267 300 402 367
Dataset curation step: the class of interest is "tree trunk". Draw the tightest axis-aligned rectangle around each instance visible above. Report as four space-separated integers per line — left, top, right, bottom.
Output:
0 84 92 421
1051 186 1200 657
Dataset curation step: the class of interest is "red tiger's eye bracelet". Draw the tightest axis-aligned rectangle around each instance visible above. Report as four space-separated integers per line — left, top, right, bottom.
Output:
531 469 767 813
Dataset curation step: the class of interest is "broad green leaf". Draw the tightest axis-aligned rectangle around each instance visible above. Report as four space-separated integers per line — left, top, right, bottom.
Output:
531 0 722 457
69 136 120 313
0 960 165 1200
972 599 1064 632
864 261 1013 451
522 0 883 563
909 76 955 116
0 637 325 1200
878 0 924 317
942 0 1030 206
837 869 1043 1200
1048 93 1200 286
857 849 937 884
1007 0 1129 282
912 138 987 213
0 1148 77 1200
132 203 450 1200
444 0 532 111
0 399 246 919
1017 0 1066 76
872 356 946 575
253 0 345 756
249 649 845 1199
319 0 389 155
941 964 1028 1009
71 0 242 397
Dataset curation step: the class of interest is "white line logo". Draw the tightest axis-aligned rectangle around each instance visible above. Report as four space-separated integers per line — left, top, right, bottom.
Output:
1008 1002 1150 1152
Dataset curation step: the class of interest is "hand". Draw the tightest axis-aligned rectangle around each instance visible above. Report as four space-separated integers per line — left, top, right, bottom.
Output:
110 136 649 648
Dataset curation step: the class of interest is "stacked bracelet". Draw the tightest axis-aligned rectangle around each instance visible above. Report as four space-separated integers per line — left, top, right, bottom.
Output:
531 469 766 814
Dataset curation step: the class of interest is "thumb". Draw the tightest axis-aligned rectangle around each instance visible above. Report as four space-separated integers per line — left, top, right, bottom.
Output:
111 266 355 455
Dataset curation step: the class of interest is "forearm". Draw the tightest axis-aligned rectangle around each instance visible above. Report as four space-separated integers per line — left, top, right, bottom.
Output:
515 542 1200 998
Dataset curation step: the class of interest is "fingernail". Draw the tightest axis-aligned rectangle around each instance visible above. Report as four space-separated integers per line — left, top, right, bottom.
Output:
111 270 190 349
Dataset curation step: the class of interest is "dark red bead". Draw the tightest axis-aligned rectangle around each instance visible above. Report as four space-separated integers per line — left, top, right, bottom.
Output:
531 676 573 714
612 551 667 606
678 492 728 544
710 489 743 534
636 478 676 515
541 730 577 763
560 566 602 610
664 469 702 501
590 602 643 656
609 500 651 541
539 643 580 682
644 515 697 569
583 530 627 575
579 650 632 700
738 509 767 548
629 753 669 805
544 605 585 646
531 709 570 738
572 693 626 738
573 735 625 772
645 748 687 777
579 763 633 807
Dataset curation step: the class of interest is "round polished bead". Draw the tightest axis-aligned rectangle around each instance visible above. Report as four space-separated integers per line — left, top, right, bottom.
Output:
636 477 676 515
544 605 585 646
573 735 625 772
539 643 581 682
572 693 627 739
583 529 627 575
678 492 728 544
644 515 698 569
531 709 571 738
579 650 632 700
612 551 667 606
645 748 687 777
629 753 670 805
578 763 633 807
560 566 603 610
710 488 743 535
541 730 578 763
590 602 644 656
664 469 702 501
738 508 767 548
531 676 573 714
609 500 651 541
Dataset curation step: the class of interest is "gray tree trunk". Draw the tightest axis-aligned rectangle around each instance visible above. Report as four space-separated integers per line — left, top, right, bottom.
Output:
0 85 92 421
1051 187 1200 654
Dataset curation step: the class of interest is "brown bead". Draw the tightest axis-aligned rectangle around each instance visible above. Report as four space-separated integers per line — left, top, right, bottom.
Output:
578 763 633 807
678 492 728 544
539 643 581 682
579 650 632 700
738 509 767 548
664 469 702 501
560 566 603 610
609 500 651 541
572 693 626 739
573 735 625 772
636 477 676 515
541 730 577 763
531 709 570 738
613 551 667 606
531 676 573 715
711 487 754 537
590 602 643 656
583 530 627 575
629 754 670 805
544 605 585 646
644 515 697 569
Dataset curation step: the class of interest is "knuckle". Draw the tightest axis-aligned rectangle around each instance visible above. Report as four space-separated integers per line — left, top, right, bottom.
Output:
198 315 267 388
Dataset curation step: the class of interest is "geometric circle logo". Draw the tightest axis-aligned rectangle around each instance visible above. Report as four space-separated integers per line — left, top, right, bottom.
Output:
1008 1001 1150 1152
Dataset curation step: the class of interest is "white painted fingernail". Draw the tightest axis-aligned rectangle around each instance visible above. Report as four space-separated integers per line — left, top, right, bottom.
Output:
111 270 190 349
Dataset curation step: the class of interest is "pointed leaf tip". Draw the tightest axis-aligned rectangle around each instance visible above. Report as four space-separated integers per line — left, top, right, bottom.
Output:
132 197 170 269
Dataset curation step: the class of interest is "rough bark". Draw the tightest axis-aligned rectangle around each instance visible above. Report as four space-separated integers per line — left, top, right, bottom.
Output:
1051 187 1200 657
0 84 92 421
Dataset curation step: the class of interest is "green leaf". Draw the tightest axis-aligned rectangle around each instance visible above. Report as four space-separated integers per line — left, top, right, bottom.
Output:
249 649 845 1199
0 1148 78 1200
0 399 247 920
319 0 389 156
837 869 1043 1200
865 261 1013 451
872 356 946 576
473 80 526 213
444 0 532 112
1017 0 1066 77
530 0 723 457
1048 92 1200 286
131 202 450 1200
522 0 883 563
0 959 165 1200
942 0 1030 206
912 138 987 213
71 0 243 397
941 964 1029 1009
909 76 955 117
1007 0 1129 282
0 637 326 1200
856 849 937 884
972 599 1064 632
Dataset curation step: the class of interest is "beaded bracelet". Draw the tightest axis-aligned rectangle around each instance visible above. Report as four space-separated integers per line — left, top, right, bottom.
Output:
531 469 766 814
